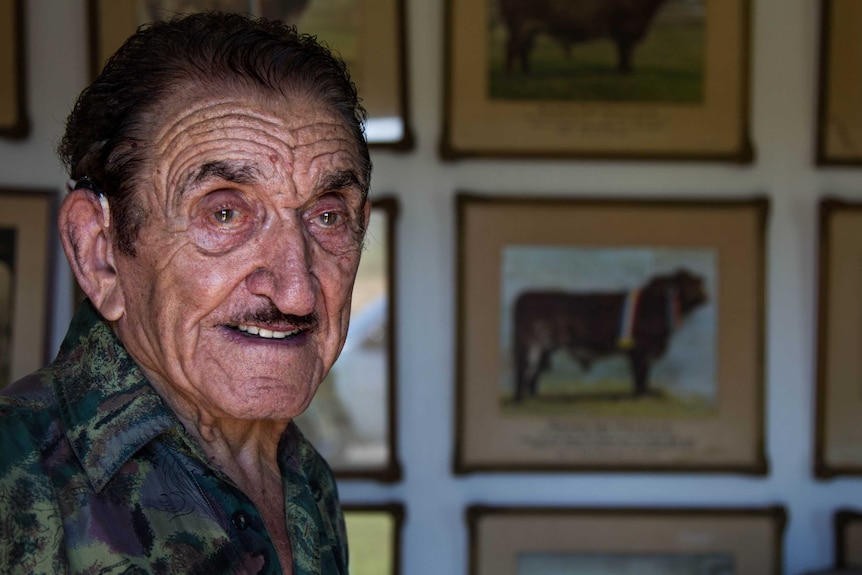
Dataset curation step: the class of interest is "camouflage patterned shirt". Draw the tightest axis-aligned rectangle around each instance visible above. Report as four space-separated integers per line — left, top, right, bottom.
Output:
0 301 348 575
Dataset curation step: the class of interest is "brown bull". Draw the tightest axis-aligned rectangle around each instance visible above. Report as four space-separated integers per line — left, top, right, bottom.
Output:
512 269 707 402
498 0 671 74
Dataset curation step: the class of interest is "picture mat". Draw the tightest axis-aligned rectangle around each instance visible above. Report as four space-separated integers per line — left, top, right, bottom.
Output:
445 0 749 158
458 199 765 470
819 0 862 162
0 193 52 386
92 0 404 134
517 551 732 575
820 207 862 470
470 509 782 575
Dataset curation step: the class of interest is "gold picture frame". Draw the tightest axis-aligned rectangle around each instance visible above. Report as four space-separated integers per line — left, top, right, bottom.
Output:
296 198 401 482
88 0 413 149
0 189 56 388
467 506 786 575
343 503 404 575
816 0 862 165
0 0 29 138
454 194 768 473
442 0 752 160
814 199 862 478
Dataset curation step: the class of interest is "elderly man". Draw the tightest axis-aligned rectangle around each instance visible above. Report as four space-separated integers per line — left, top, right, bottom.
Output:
0 11 371 575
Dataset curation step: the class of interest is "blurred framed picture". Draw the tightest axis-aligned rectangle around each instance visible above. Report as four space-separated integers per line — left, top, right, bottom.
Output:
297 197 401 481
88 0 413 149
467 506 786 575
0 189 56 388
0 0 29 138
814 199 862 477
442 0 752 161
836 509 862 569
343 503 404 575
454 194 768 473
816 0 862 164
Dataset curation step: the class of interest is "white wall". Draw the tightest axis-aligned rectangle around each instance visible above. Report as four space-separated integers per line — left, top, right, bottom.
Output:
1 0 859 573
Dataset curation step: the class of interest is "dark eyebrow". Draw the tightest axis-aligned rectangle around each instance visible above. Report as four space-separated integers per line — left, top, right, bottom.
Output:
177 160 260 196
319 169 365 196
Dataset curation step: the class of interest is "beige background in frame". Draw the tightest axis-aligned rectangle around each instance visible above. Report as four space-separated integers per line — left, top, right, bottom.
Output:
821 209 862 469
820 0 862 161
91 0 403 120
0 194 53 385
446 0 749 158
473 509 782 575
459 199 765 470
0 0 16 128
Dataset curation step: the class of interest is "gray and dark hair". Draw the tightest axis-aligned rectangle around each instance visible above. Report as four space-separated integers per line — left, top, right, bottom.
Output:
58 11 371 255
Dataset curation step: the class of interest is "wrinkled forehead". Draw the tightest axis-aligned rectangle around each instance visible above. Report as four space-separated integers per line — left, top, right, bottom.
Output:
140 84 366 196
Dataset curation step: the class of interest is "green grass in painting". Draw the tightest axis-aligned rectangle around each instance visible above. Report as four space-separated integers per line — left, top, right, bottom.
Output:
488 21 704 103
501 375 716 419
345 512 393 575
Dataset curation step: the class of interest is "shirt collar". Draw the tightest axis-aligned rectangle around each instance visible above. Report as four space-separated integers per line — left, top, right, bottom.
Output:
53 301 177 492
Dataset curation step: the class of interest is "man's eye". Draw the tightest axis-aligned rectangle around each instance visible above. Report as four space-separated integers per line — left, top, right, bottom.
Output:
214 209 236 224
317 212 338 227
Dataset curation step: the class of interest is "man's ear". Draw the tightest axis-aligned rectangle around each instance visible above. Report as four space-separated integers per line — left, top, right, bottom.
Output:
58 189 125 321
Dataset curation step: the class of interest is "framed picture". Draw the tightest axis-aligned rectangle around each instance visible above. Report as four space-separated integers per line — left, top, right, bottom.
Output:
816 0 862 165
88 0 413 149
814 199 862 478
343 503 404 575
0 0 29 138
454 194 768 473
836 509 862 569
0 189 56 388
467 506 786 575
442 0 752 161
296 197 401 481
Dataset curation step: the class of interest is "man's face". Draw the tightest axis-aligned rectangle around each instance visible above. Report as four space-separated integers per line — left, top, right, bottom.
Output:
111 88 370 422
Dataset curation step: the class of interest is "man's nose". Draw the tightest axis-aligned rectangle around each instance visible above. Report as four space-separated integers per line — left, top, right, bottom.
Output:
245 216 317 316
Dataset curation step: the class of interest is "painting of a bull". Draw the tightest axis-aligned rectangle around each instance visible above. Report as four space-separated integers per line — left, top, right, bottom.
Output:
512 268 708 403
499 0 673 75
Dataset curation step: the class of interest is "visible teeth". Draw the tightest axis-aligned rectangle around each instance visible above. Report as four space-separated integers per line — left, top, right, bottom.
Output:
237 324 296 339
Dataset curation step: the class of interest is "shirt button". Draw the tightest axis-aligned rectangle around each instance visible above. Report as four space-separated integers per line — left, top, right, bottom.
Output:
232 510 250 531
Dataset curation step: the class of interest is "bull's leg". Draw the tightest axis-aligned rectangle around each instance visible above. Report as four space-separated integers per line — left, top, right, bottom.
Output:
514 342 540 401
505 30 535 74
505 35 518 75
513 343 546 401
615 40 635 74
627 350 651 396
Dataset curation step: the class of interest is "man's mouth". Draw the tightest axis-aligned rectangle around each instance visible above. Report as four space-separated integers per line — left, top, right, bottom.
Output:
236 324 301 340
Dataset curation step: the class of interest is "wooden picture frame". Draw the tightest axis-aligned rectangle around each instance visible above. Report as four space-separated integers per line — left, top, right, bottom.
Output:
467 506 786 575
343 503 404 575
836 509 862 569
296 197 401 482
0 0 29 138
442 0 752 161
0 189 56 388
87 0 414 149
454 194 768 474
814 198 862 478
816 0 862 165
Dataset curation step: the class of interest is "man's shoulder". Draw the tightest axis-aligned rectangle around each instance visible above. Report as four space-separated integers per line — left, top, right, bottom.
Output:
0 368 63 467
0 367 58 417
